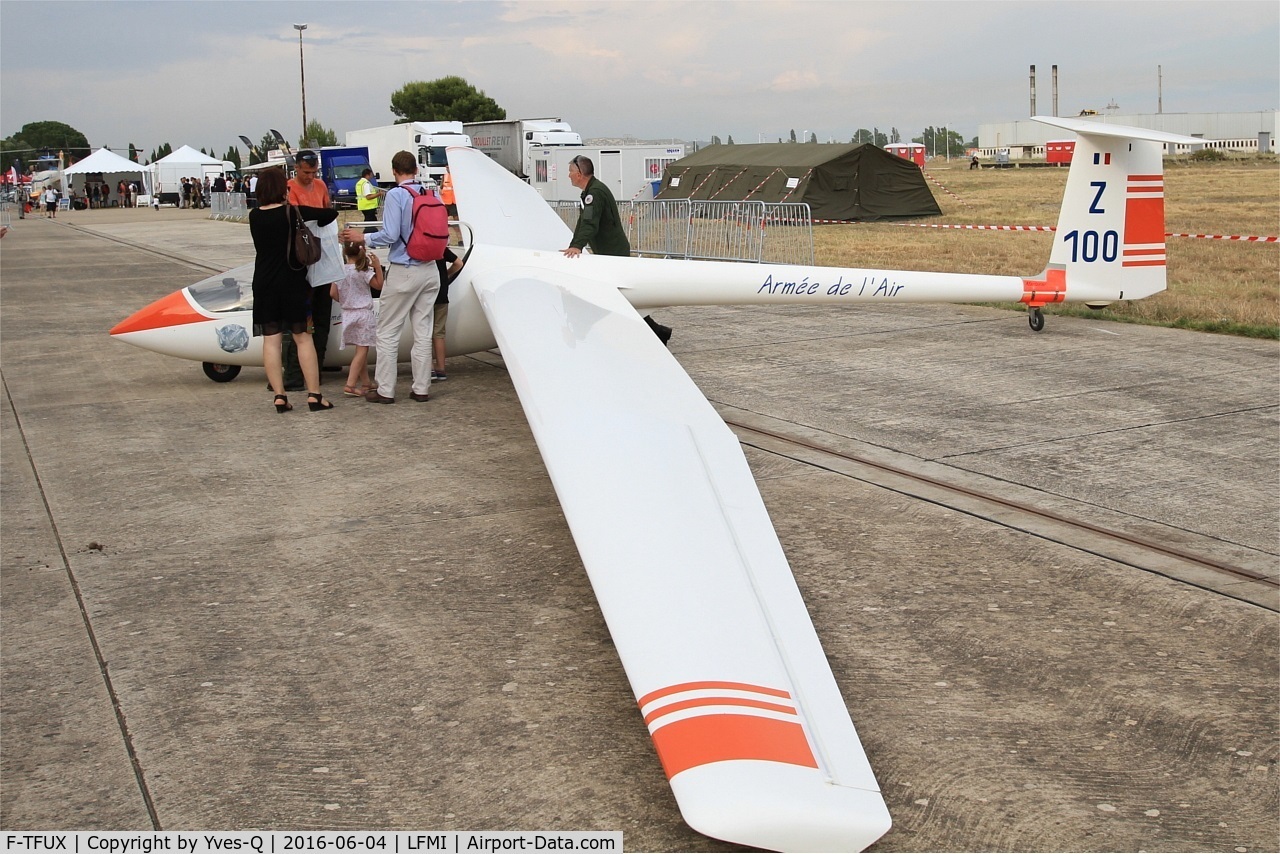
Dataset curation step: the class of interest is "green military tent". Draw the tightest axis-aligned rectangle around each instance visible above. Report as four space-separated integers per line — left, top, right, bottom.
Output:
656 142 941 221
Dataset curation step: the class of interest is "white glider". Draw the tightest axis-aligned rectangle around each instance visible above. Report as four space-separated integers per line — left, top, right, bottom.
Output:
111 117 1205 851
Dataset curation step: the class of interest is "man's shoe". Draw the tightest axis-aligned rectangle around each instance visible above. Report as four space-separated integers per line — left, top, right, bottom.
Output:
431 371 448 381
409 392 431 402
644 315 673 345
365 391 395 404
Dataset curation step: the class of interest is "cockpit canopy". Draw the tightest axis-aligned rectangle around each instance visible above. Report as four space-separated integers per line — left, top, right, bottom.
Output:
187 262 254 312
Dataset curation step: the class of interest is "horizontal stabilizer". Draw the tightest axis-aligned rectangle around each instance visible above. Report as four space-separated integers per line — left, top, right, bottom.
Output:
1033 115 1213 146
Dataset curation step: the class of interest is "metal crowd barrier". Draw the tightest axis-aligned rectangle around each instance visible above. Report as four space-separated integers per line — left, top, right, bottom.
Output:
550 199 814 265
209 192 249 221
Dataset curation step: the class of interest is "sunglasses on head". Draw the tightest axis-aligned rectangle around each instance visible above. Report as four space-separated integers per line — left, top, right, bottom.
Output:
298 154 318 165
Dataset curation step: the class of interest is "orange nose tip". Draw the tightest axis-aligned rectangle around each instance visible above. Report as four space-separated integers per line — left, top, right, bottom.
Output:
110 289 208 336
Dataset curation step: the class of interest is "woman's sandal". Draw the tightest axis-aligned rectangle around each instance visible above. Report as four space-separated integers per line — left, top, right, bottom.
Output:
307 392 334 412
273 394 291 414
343 385 363 397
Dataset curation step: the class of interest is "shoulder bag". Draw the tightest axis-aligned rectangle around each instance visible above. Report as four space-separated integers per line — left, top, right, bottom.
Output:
286 204 322 270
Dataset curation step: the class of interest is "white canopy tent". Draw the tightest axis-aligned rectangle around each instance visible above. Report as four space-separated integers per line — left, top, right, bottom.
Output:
62 148 151 206
151 145 234 205
155 145 227 168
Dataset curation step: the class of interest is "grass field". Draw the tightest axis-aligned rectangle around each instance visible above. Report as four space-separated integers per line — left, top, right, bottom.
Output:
812 156 1280 338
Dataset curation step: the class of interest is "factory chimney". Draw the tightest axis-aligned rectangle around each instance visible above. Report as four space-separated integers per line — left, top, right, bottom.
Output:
1052 65 1059 117
1030 64 1037 116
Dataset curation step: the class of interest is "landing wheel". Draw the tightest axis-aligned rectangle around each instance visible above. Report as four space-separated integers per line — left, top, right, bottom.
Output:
1027 308 1045 332
202 362 241 382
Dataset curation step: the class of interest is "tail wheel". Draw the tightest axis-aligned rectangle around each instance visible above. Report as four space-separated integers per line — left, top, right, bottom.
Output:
1028 308 1045 332
202 362 242 382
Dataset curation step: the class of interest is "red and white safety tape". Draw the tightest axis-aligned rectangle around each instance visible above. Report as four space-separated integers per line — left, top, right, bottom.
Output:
1165 233 1278 243
891 223 1055 231
920 170 968 206
817 222 1279 242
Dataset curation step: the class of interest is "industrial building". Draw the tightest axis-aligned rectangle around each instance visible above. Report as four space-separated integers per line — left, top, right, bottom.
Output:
976 64 1276 160
978 111 1277 159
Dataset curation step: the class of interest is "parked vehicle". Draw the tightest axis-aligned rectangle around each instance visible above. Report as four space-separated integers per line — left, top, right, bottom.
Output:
345 122 472 188
462 118 582 180
527 144 685 203
317 146 372 207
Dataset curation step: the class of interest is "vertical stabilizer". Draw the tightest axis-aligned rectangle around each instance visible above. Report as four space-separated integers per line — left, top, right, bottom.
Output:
1030 117 1206 306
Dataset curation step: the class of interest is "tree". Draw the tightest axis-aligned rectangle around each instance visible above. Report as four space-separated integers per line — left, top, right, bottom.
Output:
807 132 817 144
257 132 280 163
890 127 901 144
710 135 722 146
301 120 337 148
8 120 91 164
0 135 33 170
852 129 873 145
224 146 242 171
390 76 505 123
913 126 965 158
789 128 797 143
727 135 734 145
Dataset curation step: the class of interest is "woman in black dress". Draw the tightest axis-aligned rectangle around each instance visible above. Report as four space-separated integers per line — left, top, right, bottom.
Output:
249 166 339 412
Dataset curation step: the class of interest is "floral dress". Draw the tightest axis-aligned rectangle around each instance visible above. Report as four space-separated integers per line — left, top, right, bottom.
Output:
335 263 377 347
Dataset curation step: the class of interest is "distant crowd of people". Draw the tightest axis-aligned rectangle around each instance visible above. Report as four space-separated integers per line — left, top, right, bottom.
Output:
177 174 257 209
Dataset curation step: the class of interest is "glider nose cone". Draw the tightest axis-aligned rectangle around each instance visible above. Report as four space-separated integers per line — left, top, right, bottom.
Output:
111 289 206 336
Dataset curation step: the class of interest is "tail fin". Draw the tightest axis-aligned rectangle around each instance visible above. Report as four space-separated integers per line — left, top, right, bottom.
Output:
1027 116 1206 307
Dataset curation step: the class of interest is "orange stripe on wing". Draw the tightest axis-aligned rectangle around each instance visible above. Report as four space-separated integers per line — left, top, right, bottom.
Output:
642 695 797 725
649 713 817 778
638 680 791 708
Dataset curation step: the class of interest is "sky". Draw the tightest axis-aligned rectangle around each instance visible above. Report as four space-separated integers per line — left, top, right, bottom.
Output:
1 0 1276 160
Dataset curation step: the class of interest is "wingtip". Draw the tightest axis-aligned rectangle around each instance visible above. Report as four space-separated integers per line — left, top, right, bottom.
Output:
670 761 891 852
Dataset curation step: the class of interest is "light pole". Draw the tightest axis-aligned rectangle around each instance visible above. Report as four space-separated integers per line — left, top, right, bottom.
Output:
293 24 308 147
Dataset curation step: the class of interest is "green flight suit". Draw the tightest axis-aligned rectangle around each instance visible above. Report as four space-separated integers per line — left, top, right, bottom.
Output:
570 177 630 257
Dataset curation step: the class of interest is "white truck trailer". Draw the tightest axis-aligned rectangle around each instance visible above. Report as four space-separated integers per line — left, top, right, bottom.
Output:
528 144 686 203
462 118 582 179
344 121 472 187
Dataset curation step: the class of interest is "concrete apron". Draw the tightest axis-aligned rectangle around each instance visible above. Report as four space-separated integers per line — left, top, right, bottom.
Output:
1 212 1276 851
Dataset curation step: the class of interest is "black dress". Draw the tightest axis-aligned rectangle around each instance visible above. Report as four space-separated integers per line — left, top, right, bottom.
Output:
249 205 338 336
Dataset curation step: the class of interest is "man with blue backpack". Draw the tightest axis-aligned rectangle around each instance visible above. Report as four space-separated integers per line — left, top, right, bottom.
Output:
341 150 447 404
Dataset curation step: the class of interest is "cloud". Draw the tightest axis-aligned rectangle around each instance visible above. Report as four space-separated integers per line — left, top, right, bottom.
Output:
771 70 822 93
1 0 1275 158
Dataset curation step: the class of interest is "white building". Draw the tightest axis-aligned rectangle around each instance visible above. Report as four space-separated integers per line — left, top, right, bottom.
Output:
978 111 1277 159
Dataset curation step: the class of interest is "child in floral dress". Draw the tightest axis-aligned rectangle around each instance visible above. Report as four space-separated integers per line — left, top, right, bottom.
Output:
330 241 384 396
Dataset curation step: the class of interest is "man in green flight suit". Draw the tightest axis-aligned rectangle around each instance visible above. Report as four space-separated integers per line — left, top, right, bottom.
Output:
562 155 672 343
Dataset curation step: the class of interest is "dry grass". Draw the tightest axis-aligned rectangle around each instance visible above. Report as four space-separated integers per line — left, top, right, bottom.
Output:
813 157 1280 337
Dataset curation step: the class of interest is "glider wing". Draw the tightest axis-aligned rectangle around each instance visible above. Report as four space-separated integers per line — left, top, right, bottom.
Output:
472 263 891 852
